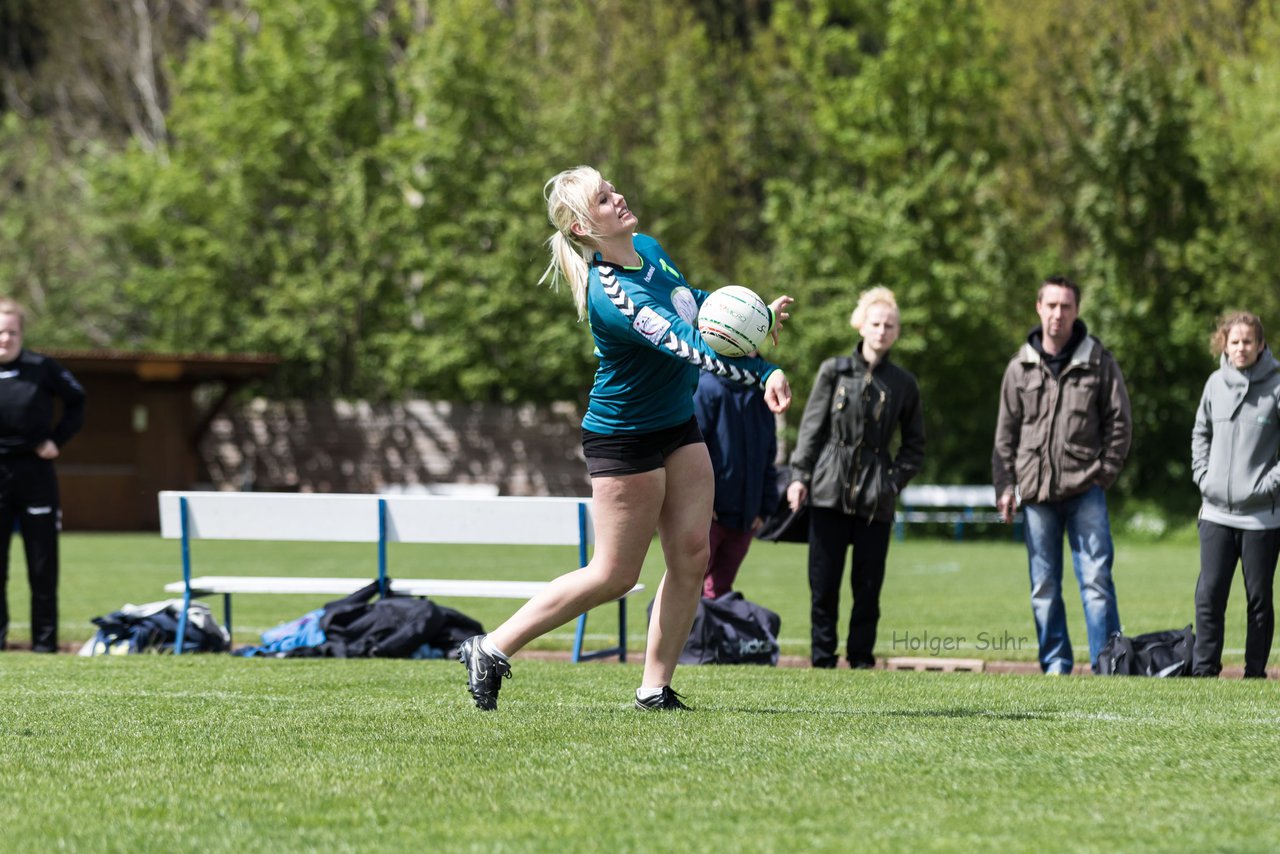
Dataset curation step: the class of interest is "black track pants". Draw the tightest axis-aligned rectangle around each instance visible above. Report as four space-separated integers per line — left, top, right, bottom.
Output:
0 457 61 651
807 506 892 668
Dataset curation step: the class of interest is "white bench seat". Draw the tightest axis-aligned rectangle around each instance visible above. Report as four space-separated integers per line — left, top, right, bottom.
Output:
166 576 642 602
159 491 640 661
895 484 1022 540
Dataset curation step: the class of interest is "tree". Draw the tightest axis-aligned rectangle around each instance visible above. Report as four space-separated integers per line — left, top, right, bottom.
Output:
97 0 406 393
1187 5 1280 328
754 0 1030 482
0 116 127 345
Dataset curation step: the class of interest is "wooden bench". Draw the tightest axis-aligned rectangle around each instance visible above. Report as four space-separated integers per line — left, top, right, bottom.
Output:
894 484 1022 541
159 491 642 662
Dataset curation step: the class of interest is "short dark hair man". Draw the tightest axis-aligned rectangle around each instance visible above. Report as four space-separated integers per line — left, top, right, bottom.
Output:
992 277 1132 674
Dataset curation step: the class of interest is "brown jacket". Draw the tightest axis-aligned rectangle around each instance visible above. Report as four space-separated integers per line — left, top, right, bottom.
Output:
992 334 1132 504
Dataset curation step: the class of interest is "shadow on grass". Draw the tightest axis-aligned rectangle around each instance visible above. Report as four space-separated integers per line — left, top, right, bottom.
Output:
703 706 1053 720
881 707 1050 721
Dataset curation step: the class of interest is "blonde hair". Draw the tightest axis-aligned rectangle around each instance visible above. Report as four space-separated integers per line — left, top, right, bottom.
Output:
539 166 608 321
850 286 899 329
0 298 25 330
1211 311 1265 357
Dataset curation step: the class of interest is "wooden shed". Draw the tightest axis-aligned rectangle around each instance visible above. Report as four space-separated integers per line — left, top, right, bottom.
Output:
43 349 278 531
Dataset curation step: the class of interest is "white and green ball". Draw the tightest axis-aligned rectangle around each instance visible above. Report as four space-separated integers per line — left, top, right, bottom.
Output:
697 285 774 358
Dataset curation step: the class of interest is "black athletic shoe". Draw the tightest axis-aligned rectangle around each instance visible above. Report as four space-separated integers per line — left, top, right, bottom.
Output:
458 635 511 711
634 686 691 711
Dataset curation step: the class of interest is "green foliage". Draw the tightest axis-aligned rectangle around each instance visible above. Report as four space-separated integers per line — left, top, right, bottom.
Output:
3 0 1280 508
1058 37 1215 507
993 1 1280 510
1188 7 1280 327
758 0 1030 480
0 116 127 345
369 0 586 402
1008 6 1280 509
98 0 407 392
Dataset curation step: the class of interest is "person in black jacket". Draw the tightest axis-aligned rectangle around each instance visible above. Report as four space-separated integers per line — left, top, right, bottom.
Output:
0 298 86 652
787 287 925 669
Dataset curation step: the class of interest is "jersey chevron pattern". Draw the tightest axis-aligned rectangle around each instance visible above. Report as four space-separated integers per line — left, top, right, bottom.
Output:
596 267 762 387
581 233 778 435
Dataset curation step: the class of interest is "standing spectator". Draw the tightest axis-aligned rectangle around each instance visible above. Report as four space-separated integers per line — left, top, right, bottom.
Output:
1190 311 1280 678
992 276 1131 675
787 287 925 669
693 363 779 599
0 298 86 653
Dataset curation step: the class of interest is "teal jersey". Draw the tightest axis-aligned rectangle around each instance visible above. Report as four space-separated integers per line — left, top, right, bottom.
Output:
582 234 777 435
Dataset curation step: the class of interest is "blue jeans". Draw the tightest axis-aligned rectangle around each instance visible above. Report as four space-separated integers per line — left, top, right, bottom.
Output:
1022 485 1121 673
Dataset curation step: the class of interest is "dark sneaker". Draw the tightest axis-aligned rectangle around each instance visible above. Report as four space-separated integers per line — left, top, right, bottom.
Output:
458 635 511 711
634 686 691 711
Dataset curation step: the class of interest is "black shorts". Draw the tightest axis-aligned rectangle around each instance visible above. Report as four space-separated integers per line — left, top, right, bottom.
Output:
582 417 705 478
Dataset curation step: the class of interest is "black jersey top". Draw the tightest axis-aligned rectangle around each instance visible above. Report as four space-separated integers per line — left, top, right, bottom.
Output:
0 350 87 458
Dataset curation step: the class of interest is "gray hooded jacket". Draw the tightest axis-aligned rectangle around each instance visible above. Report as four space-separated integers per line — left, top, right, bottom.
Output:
1191 347 1280 529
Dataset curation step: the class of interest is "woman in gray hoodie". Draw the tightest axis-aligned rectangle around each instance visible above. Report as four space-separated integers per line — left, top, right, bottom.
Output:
1190 311 1280 677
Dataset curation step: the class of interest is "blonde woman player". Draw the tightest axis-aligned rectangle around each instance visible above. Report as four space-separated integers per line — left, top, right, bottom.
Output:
458 166 793 711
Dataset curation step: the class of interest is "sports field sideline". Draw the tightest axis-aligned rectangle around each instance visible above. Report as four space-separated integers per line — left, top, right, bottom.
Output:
0 530 1259 664
3 533 1279 850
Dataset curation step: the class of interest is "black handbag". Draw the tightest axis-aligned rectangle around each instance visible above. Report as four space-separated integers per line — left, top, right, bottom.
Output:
755 493 809 543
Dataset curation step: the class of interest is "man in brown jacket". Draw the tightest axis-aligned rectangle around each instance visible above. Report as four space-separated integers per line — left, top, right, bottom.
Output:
992 276 1132 674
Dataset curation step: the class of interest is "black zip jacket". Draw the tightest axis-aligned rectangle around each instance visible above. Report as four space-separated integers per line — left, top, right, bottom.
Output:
789 344 926 522
0 350 87 457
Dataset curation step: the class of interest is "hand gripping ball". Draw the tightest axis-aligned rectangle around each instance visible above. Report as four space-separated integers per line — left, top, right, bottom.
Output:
697 285 774 358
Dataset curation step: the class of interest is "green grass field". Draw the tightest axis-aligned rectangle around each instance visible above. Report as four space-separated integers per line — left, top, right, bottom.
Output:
3 532 1279 851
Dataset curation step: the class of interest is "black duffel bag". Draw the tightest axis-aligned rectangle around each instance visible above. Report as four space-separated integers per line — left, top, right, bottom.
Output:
651 591 782 666
1097 625 1194 677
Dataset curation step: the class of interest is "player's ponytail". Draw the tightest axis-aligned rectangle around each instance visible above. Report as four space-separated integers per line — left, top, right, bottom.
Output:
539 166 603 322
540 231 592 321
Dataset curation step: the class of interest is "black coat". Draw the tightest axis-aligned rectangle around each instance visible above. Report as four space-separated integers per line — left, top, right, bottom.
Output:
300 580 483 658
789 345 925 522
0 349 85 456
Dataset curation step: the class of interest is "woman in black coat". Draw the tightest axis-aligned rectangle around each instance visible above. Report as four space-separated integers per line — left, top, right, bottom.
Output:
787 287 925 668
